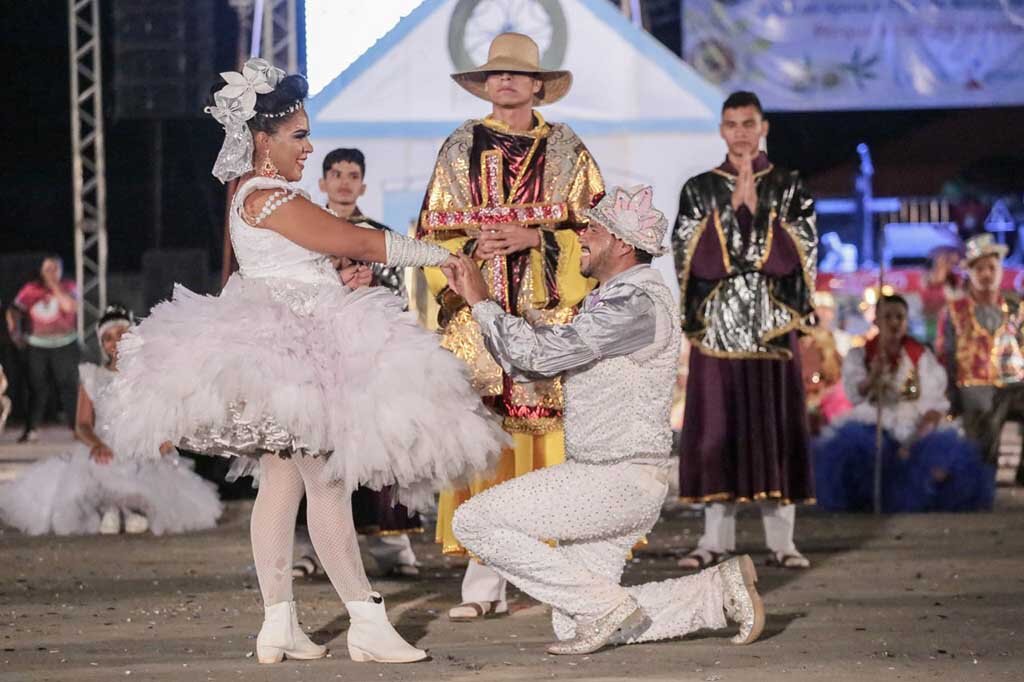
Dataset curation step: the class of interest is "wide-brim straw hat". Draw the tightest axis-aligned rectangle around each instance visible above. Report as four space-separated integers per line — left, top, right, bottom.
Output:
451 32 572 106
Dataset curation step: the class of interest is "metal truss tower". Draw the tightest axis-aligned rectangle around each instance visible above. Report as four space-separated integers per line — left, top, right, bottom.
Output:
262 0 299 73
68 0 108 352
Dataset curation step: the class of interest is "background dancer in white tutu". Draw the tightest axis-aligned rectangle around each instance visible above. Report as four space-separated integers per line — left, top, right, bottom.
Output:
101 59 507 666
0 305 222 536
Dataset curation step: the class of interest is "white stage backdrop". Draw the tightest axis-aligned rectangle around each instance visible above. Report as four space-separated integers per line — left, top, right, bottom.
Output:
302 0 730 296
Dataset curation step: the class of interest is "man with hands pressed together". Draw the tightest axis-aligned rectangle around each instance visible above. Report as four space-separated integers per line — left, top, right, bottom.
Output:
673 91 818 571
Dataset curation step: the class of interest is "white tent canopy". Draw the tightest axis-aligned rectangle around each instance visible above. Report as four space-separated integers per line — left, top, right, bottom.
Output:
301 0 726 292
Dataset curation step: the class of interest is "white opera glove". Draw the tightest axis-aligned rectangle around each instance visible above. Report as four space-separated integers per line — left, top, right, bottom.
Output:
384 230 449 268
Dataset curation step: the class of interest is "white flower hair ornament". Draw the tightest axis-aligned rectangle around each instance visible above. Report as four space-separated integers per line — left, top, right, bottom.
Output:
204 58 286 183
585 184 669 257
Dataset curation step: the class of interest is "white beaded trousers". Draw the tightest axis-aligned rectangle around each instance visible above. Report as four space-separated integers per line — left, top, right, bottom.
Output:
453 460 727 642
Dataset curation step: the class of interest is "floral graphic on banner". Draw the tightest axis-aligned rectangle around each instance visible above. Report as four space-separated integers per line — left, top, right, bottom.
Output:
683 0 1024 110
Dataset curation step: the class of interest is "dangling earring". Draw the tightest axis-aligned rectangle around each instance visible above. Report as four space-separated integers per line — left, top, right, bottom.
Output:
259 149 278 178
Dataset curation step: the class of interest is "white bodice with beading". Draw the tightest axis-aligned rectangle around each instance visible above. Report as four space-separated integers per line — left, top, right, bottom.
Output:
229 176 340 287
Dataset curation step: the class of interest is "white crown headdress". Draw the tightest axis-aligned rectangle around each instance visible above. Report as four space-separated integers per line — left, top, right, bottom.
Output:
584 185 669 256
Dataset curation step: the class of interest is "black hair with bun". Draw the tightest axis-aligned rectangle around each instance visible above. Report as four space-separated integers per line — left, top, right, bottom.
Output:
249 74 309 135
206 72 309 136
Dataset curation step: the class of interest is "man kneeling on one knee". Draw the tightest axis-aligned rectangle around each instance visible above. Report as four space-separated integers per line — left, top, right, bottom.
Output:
442 185 766 655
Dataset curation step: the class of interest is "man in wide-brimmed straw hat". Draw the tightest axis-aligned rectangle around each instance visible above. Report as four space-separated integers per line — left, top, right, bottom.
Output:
449 31 573 106
417 32 604 622
937 233 1024 469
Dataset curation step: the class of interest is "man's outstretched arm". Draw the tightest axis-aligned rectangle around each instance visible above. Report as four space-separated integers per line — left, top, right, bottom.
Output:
470 290 656 380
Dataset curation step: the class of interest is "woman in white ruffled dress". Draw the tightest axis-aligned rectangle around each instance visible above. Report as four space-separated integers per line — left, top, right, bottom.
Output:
101 60 506 665
0 306 222 536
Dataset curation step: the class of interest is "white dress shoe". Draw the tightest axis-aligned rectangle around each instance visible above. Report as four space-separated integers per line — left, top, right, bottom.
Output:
720 554 766 645
546 597 646 655
256 601 328 664
345 592 427 663
98 508 120 535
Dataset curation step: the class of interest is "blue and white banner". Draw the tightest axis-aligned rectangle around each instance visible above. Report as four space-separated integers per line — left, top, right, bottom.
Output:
683 0 1024 110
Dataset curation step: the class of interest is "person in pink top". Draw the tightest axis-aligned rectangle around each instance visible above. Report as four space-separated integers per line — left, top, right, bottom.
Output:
5 255 79 442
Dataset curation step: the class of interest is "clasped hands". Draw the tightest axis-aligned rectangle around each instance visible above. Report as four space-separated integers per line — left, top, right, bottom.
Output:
858 355 892 400
442 253 490 307
438 222 539 305
730 151 759 213
474 222 540 259
332 256 374 289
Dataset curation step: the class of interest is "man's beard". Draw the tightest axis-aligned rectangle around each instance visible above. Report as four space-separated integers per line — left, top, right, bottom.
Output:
580 255 596 278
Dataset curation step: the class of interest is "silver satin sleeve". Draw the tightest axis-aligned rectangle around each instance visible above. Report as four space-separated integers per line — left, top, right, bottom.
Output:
470 287 657 381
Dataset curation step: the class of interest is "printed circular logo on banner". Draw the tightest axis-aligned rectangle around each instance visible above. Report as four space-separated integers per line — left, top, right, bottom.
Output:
448 0 568 71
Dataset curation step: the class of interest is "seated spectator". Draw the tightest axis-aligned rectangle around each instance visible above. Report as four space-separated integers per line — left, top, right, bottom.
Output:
814 294 994 513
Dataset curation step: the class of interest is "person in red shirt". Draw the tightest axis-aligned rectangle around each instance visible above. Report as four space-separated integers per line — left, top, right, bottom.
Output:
919 244 962 344
5 255 79 441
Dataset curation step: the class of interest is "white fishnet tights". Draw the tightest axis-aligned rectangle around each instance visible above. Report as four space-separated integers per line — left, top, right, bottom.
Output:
250 454 372 607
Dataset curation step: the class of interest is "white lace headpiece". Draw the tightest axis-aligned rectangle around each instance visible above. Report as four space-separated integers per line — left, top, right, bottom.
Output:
204 58 287 183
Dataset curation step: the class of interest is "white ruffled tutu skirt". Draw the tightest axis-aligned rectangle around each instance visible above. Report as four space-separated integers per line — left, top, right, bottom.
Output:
0 447 222 535
102 275 507 511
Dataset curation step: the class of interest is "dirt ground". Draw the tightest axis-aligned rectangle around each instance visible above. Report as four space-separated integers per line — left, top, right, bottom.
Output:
2 472 1023 682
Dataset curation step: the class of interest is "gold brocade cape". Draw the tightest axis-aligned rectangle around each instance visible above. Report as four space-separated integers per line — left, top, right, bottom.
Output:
418 113 604 435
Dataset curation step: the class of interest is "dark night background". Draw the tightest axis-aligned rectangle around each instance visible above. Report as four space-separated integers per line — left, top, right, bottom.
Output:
2 0 1022 276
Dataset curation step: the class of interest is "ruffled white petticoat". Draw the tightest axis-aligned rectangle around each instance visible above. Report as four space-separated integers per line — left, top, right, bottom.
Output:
102 277 507 512
0 447 222 536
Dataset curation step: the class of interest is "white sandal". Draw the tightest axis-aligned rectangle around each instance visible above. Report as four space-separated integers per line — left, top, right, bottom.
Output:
766 550 810 569
448 600 509 622
292 555 322 578
677 548 730 570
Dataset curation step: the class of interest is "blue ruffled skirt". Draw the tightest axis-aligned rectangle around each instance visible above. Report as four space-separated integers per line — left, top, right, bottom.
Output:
814 422 995 513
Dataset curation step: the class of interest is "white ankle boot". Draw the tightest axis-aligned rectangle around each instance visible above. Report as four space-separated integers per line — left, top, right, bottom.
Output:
344 592 427 663
256 601 328 664
98 508 120 534
123 511 149 534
